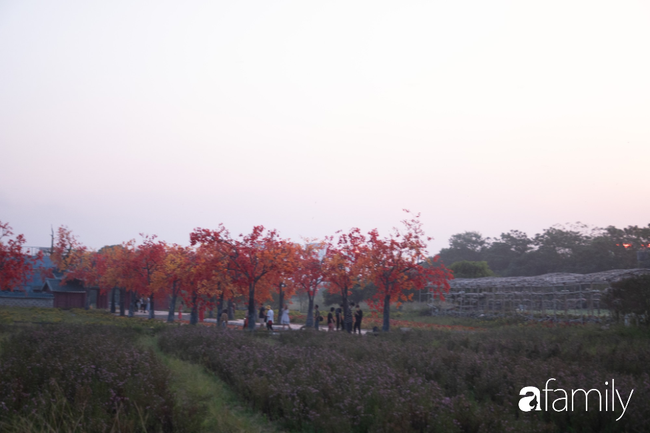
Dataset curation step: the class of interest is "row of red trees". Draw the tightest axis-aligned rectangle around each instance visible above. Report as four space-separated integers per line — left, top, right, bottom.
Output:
1 212 453 331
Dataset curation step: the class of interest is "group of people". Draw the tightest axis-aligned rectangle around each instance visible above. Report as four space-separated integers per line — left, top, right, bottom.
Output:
238 303 364 334
254 304 291 331
313 302 364 334
135 297 149 313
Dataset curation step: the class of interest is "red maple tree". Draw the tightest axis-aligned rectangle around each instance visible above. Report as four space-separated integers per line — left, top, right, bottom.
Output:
190 225 293 330
364 211 453 331
288 242 326 328
50 226 89 283
129 235 166 319
0 221 43 291
322 228 367 332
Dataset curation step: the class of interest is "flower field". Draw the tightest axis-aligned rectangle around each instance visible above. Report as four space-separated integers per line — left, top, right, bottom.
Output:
159 325 650 432
0 325 186 432
2 306 650 432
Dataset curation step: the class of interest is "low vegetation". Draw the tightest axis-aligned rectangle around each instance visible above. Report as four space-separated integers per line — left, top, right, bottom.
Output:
2 306 649 432
158 324 650 432
0 308 280 433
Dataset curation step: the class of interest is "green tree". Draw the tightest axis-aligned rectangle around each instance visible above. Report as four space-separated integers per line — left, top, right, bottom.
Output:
484 230 533 275
448 261 494 278
602 275 650 325
322 282 377 306
438 231 487 265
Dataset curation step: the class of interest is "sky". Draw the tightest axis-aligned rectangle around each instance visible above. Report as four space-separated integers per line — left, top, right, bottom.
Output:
1 0 649 254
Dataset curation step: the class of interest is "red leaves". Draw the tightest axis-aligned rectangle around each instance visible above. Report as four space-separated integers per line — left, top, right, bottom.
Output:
0 221 42 291
364 212 453 307
289 243 325 298
191 225 296 326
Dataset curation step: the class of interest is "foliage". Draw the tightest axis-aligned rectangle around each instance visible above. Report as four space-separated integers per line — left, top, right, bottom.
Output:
190 225 295 330
322 228 368 332
286 242 325 327
0 221 43 291
321 282 376 306
50 225 88 275
439 231 488 265
439 223 650 276
363 211 452 331
602 275 650 325
448 260 495 278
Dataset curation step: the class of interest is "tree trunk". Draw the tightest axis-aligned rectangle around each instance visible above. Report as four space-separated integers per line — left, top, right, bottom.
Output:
306 295 315 328
148 293 155 320
342 287 352 333
190 291 198 325
278 284 284 313
247 282 257 331
216 292 224 327
167 291 177 323
119 288 126 316
110 287 116 314
128 291 135 318
208 296 215 319
227 298 234 320
382 293 391 332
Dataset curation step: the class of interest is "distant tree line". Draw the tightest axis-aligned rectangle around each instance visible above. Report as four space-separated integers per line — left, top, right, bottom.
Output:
438 223 650 277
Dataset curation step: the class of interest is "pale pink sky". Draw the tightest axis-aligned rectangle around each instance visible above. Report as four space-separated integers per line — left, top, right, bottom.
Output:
1 0 649 253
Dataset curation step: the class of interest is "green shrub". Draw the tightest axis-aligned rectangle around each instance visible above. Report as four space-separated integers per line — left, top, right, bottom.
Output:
602 275 650 325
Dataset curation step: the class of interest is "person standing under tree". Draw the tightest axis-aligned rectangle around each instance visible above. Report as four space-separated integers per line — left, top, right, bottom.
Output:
353 304 363 334
314 305 321 331
220 310 229 329
266 305 274 331
280 305 290 330
327 307 335 331
259 304 266 328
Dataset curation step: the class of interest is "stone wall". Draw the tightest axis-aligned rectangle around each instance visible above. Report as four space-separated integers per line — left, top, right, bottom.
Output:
0 297 54 308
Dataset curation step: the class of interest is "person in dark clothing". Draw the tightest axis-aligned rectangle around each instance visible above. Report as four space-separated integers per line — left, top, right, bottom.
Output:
314 305 321 330
258 304 266 328
335 304 343 331
327 307 335 331
353 305 363 334
266 306 274 331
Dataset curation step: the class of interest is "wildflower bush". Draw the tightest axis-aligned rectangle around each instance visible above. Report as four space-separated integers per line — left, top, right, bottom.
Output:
159 325 650 433
0 324 194 433
159 327 460 432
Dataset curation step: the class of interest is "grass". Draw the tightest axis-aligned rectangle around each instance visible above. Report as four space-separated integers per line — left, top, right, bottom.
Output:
3 305 649 432
158 320 650 432
0 306 285 433
139 334 284 433
0 306 167 331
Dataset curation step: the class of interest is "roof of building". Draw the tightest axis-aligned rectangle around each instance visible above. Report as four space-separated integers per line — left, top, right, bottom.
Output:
42 278 86 294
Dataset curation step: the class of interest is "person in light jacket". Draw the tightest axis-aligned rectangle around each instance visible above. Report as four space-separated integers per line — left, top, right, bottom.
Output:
280 305 290 330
